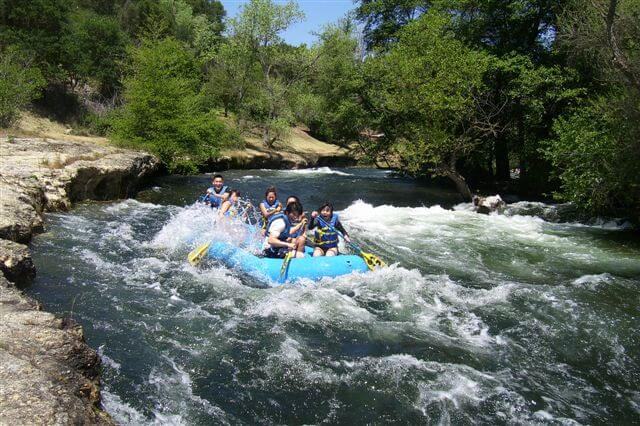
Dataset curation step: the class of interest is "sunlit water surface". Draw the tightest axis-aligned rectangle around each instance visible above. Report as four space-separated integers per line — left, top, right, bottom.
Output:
27 168 640 424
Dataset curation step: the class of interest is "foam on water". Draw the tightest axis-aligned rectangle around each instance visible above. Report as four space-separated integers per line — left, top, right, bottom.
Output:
27 174 640 424
281 167 353 176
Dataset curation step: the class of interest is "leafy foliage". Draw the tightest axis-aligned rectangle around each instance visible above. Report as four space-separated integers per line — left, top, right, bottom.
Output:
363 11 490 198
354 0 431 49
110 38 239 173
305 20 368 145
206 0 308 146
0 0 72 80
544 94 640 215
0 49 46 127
61 10 128 95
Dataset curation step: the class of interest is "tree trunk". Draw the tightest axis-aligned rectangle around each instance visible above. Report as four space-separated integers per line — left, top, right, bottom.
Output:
263 126 270 147
445 169 473 201
494 134 510 180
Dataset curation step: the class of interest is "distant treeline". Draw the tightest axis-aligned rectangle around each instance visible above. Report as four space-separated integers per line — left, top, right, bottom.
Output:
1 0 638 218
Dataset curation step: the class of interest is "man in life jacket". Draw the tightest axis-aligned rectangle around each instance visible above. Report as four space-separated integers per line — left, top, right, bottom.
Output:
309 202 350 257
259 186 282 231
201 174 229 208
263 201 306 259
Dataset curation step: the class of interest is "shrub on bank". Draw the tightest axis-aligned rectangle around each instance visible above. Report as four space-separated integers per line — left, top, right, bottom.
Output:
0 49 46 127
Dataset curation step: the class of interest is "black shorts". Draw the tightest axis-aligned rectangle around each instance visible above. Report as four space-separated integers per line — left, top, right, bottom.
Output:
263 247 289 259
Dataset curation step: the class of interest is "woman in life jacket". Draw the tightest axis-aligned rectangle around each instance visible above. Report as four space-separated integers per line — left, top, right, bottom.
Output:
263 201 306 259
259 186 282 232
218 190 243 218
309 202 351 257
200 174 229 208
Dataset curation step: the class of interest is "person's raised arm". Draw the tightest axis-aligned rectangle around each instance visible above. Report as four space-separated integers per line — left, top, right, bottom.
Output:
218 201 231 217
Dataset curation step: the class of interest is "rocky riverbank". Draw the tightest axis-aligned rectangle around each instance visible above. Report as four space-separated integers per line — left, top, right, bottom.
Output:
0 136 159 424
210 127 358 170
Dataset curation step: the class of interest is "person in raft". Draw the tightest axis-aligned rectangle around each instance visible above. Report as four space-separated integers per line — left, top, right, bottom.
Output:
259 186 282 232
201 174 229 208
286 195 308 242
309 202 350 257
263 201 306 259
218 190 243 218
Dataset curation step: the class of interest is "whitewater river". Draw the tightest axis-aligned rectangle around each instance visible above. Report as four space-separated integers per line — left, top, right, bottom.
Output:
27 168 640 424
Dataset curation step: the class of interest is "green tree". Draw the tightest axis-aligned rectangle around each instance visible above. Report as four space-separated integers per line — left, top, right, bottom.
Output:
544 94 640 215
545 0 640 217
0 0 72 80
208 0 311 147
354 0 431 49
0 49 46 127
61 10 129 95
365 11 491 199
110 38 237 172
306 19 368 145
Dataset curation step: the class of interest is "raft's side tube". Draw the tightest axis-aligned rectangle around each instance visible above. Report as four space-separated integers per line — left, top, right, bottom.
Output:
207 242 369 283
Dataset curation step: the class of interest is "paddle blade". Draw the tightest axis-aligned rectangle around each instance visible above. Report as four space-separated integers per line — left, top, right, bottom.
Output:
188 242 211 266
360 251 386 271
279 251 294 280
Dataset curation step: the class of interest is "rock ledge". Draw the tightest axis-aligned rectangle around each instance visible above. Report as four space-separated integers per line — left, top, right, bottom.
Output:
0 137 159 425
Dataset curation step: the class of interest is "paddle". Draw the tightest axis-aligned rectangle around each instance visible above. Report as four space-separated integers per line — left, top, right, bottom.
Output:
188 241 211 266
315 216 386 270
279 249 294 281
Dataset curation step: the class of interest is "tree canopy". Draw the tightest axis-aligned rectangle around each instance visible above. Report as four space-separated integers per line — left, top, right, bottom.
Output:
1 0 638 219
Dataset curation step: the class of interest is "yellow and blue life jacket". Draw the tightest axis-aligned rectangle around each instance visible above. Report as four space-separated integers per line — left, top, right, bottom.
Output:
260 199 282 229
314 214 339 249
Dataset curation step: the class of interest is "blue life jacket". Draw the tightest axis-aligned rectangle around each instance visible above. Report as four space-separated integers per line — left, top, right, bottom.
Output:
205 185 228 208
260 199 282 229
314 214 339 249
266 212 291 242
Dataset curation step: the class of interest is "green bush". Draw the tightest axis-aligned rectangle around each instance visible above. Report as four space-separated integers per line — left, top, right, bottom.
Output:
544 94 640 217
109 37 239 172
0 49 46 127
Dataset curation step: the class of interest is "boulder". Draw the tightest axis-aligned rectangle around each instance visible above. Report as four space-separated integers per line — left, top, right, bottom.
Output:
472 194 506 214
0 239 35 285
0 274 114 425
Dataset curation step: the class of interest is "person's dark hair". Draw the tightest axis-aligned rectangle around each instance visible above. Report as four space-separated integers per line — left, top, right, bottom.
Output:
265 185 277 197
286 201 303 215
212 174 224 181
229 189 241 197
318 202 333 214
286 195 300 205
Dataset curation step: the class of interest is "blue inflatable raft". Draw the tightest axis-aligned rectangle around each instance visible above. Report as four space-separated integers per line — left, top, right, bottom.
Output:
206 241 369 284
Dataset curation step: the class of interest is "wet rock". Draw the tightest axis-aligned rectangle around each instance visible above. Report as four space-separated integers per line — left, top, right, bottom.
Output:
0 274 114 425
0 239 35 285
0 177 46 243
472 194 506 214
0 136 158 424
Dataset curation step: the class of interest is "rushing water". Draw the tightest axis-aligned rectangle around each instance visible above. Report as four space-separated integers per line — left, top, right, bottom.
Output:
27 168 640 425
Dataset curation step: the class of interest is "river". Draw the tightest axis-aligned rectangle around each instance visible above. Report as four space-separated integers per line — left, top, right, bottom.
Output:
26 168 640 424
